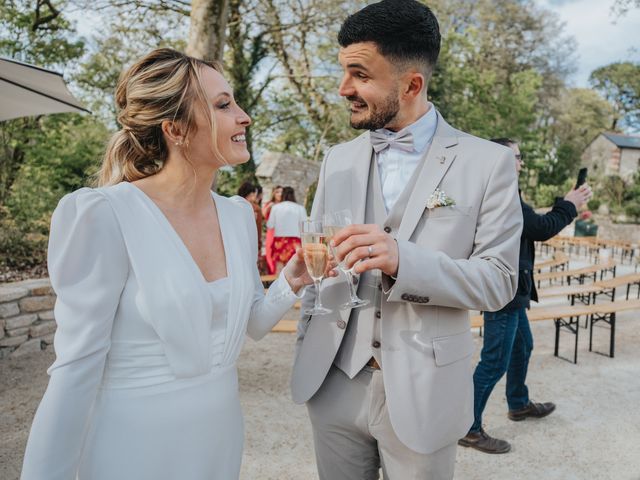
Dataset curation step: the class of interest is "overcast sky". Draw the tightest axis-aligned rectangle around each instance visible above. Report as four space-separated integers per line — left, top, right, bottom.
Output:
535 0 640 87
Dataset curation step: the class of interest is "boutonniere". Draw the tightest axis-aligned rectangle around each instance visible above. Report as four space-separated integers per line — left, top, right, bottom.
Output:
426 188 456 209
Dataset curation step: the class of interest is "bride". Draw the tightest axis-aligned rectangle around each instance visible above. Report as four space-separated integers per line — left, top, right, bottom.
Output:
21 48 330 480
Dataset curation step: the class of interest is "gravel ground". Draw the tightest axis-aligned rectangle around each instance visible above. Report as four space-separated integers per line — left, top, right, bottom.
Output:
2 294 640 480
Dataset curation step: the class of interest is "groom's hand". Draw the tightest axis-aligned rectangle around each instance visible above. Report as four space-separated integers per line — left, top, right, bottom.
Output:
331 224 399 277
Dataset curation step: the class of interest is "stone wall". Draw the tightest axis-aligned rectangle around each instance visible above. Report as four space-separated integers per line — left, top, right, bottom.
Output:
619 147 640 180
594 215 640 244
581 134 617 176
256 151 321 209
0 279 56 359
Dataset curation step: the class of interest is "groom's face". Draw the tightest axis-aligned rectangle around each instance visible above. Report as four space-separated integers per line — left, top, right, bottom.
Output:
338 42 402 131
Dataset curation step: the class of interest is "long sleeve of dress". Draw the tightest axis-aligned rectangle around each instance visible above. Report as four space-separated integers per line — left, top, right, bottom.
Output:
229 197 303 341
21 189 129 480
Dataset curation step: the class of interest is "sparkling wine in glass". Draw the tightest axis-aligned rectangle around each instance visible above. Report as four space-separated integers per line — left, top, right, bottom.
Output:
323 210 370 309
300 220 332 315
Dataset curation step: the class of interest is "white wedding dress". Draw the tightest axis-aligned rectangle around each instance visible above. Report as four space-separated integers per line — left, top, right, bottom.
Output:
21 183 302 480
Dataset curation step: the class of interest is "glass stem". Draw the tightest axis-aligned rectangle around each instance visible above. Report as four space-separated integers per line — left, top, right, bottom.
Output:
346 272 359 301
314 278 323 310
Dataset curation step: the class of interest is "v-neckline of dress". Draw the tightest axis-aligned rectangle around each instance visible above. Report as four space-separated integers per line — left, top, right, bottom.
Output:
125 182 230 286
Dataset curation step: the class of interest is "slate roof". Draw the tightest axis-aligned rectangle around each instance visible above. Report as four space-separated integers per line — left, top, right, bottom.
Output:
603 132 640 150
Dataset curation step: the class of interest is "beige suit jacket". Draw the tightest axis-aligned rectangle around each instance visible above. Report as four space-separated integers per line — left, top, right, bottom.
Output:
291 112 523 454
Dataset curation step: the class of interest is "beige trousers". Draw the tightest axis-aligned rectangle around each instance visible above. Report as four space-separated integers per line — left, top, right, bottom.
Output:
307 365 457 480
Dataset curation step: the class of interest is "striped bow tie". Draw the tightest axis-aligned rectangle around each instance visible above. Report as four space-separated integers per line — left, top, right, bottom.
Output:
369 130 414 153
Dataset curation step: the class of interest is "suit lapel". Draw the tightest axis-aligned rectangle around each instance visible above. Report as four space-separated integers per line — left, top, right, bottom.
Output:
397 113 459 241
349 132 374 225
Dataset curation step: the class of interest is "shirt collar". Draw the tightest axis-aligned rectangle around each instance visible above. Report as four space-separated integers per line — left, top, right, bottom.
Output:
374 103 438 154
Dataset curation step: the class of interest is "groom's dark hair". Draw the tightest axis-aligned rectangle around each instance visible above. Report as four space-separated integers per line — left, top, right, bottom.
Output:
338 0 441 80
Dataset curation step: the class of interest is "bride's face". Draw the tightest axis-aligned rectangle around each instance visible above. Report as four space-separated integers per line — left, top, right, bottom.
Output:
189 66 252 168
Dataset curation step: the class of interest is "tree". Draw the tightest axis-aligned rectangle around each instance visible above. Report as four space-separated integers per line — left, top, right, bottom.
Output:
541 88 613 186
426 0 578 197
0 0 109 273
186 0 229 61
612 0 640 17
72 4 187 125
0 0 86 204
589 62 640 131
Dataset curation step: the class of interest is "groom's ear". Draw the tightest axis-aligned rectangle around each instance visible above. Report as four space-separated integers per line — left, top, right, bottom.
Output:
401 71 426 100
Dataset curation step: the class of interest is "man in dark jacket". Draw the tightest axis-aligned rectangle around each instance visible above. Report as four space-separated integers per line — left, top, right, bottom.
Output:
458 138 593 454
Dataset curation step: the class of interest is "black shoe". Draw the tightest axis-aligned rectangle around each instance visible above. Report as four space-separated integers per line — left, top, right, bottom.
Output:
458 428 511 454
508 401 556 421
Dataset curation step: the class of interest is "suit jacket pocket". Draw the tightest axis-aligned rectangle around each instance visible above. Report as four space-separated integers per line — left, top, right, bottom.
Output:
425 205 472 219
432 330 475 366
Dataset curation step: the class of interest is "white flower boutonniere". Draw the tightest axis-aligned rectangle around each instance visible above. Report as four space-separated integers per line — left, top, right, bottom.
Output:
426 189 456 210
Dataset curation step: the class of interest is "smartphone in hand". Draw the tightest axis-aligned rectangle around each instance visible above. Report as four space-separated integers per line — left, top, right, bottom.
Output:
575 167 588 189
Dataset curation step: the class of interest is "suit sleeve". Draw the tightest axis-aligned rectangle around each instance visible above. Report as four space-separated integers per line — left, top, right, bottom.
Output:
21 189 129 480
384 149 523 312
522 199 577 241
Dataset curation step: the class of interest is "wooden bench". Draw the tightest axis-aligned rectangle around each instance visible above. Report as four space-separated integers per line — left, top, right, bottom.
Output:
535 252 569 274
596 239 636 264
271 319 298 333
535 260 617 287
536 273 640 305
537 284 602 305
471 299 640 363
593 273 640 302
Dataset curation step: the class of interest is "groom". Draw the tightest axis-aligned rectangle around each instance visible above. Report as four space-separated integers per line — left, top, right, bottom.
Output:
291 1 523 478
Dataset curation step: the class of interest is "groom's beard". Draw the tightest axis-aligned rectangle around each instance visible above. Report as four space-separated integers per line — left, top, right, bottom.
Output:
347 92 400 131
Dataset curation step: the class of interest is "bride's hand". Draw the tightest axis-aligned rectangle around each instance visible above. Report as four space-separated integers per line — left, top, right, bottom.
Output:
283 248 338 294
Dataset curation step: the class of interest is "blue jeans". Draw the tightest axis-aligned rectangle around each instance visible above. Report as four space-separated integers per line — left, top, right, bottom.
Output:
470 308 534 432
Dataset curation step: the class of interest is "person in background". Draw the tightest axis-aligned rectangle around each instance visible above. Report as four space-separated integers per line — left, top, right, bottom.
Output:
238 181 264 256
255 185 267 272
458 137 593 454
267 186 307 274
255 185 264 211
263 185 283 274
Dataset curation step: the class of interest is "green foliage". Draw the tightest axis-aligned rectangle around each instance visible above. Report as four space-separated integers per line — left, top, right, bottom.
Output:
599 175 627 212
1 0 639 277
625 202 640 221
621 173 640 222
590 62 640 131
74 9 187 125
5 114 108 227
214 168 258 198
527 178 574 209
587 198 601 211
0 209 48 271
304 180 317 215
0 0 84 68
0 2 109 273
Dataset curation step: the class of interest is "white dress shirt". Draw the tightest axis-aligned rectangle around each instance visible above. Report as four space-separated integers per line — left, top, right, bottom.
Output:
267 201 308 237
374 104 438 212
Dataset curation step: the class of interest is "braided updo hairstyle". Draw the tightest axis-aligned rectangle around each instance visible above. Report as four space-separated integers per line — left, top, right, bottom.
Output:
98 48 222 186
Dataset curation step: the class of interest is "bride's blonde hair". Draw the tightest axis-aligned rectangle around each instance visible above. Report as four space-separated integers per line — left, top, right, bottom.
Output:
98 48 222 186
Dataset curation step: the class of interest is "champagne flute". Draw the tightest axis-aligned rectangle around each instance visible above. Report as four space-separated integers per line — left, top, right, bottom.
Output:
323 210 370 309
300 219 332 315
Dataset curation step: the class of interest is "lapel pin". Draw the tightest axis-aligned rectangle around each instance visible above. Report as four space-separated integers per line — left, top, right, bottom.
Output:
437 156 446 164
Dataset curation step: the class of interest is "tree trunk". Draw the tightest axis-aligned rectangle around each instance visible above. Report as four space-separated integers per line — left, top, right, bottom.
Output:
186 0 229 62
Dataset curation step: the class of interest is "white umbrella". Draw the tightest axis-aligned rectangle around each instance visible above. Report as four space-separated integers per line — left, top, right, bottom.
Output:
0 57 90 122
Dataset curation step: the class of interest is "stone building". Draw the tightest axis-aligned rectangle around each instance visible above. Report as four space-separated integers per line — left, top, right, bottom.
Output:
256 152 321 210
581 132 640 180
